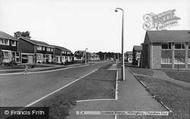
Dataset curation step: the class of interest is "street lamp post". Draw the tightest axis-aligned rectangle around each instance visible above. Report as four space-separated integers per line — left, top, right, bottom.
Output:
85 48 88 64
115 8 125 81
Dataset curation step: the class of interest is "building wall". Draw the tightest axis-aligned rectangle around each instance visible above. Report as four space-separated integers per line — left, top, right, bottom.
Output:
18 39 34 53
141 44 149 68
0 39 18 63
54 48 61 56
0 39 17 51
146 42 190 69
151 43 161 69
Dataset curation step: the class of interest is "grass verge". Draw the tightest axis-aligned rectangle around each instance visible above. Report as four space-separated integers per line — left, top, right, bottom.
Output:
164 70 190 83
135 75 190 119
34 68 116 119
129 67 154 76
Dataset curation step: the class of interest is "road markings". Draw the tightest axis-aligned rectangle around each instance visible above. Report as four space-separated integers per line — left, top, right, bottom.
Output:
114 70 119 119
115 70 119 100
25 68 98 107
114 114 117 119
77 99 115 103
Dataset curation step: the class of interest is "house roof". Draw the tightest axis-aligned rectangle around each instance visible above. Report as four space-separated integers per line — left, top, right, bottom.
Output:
19 37 51 47
125 51 133 55
133 46 142 51
0 31 17 41
145 30 190 43
52 45 72 52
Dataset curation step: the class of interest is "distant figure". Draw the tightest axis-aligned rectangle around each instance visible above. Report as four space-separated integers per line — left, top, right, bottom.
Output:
24 64 29 74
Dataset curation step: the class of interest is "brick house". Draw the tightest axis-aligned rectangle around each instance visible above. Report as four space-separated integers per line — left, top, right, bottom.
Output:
0 31 20 64
18 37 54 64
132 46 142 66
52 45 73 64
141 30 190 69
89 53 100 61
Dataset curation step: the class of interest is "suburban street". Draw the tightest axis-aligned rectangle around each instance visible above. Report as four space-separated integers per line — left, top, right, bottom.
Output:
0 1 189 119
0 61 111 107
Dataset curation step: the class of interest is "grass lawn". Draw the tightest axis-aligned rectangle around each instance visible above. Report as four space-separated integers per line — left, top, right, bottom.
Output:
35 68 116 119
0 64 51 70
135 75 190 119
129 67 154 76
164 70 190 83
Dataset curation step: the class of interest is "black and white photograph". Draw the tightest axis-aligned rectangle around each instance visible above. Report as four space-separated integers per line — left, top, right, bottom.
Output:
0 0 190 119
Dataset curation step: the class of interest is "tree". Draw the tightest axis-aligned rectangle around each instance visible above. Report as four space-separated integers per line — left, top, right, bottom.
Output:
14 31 31 39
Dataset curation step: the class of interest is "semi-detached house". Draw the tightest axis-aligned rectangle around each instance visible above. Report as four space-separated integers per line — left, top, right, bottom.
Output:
0 31 20 64
52 45 73 64
18 37 54 64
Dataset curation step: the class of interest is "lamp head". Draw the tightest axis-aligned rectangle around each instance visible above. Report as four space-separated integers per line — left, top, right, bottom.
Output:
115 9 118 12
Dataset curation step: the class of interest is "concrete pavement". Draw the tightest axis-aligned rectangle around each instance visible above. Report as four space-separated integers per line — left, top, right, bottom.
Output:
67 65 167 119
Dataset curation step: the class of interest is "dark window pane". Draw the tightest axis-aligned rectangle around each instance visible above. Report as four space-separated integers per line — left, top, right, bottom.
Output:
175 44 181 49
162 44 168 49
169 43 171 49
182 44 185 49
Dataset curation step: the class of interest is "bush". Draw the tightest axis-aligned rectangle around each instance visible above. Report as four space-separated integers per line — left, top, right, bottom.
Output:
3 60 17 66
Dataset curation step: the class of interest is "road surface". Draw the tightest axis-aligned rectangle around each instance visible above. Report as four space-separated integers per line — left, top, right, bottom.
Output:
0 62 111 107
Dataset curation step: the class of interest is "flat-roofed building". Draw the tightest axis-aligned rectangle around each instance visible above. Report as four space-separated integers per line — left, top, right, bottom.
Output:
141 30 190 69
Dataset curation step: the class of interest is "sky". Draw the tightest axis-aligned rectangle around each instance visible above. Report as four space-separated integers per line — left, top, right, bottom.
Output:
0 0 190 53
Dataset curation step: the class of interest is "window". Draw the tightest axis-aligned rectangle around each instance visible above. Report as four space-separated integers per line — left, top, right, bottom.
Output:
37 46 42 50
3 51 9 58
188 43 190 49
174 43 185 49
162 43 171 49
47 48 50 51
36 53 43 59
11 40 16 46
174 50 185 64
0 39 3 44
0 39 9 45
161 58 172 64
42 47 45 51
161 50 172 64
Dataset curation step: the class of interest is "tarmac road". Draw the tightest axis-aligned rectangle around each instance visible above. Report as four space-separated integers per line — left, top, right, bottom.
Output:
0 61 111 107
